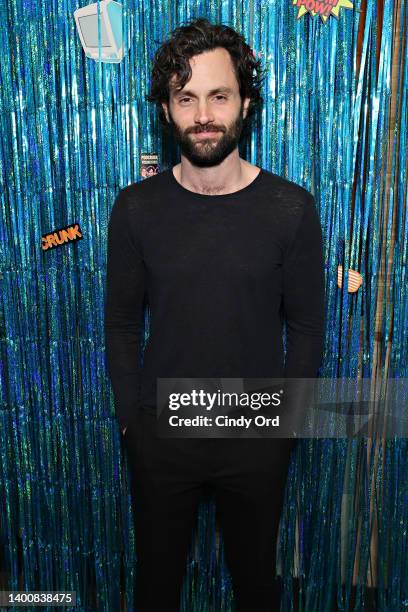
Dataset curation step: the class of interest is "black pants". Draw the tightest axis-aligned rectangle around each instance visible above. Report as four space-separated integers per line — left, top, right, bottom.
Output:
123 408 296 612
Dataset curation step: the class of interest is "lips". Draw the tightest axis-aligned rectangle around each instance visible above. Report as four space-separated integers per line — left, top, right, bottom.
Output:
193 130 220 139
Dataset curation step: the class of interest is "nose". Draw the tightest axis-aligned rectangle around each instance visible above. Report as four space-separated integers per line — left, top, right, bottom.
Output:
194 99 215 126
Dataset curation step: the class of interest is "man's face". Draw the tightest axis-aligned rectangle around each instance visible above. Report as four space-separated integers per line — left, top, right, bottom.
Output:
162 47 250 167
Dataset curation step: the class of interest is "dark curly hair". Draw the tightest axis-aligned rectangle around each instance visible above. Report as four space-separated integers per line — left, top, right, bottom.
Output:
146 17 267 133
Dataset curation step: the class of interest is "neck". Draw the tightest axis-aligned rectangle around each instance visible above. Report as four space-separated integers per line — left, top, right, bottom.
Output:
176 152 249 195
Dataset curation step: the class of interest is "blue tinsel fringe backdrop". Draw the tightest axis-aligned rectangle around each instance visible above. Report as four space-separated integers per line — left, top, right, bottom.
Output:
0 0 407 610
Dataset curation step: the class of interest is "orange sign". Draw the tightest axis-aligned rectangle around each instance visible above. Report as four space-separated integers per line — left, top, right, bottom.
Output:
42 224 83 250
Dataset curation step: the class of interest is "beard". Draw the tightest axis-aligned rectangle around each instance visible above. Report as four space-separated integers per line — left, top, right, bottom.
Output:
167 104 245 167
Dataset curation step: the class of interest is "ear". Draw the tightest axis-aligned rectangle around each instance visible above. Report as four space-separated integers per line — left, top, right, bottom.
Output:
161 101 170 123
242 96 251 119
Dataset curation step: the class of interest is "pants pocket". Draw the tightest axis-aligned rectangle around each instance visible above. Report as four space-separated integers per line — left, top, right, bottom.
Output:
123 410 144 458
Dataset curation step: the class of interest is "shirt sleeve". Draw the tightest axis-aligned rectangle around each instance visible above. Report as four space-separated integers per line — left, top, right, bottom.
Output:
104 188 146 431
282 192 325 379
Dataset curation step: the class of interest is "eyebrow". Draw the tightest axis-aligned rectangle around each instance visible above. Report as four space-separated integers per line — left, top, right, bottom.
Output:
173 87 234 98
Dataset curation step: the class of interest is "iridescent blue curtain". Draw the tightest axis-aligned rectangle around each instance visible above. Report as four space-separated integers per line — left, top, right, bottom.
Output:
0 0 406 610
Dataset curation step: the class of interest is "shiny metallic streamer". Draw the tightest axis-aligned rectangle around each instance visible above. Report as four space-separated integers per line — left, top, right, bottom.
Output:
0 0 406 611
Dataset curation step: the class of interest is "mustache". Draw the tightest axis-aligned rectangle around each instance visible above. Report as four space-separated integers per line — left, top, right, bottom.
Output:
187 126 225 134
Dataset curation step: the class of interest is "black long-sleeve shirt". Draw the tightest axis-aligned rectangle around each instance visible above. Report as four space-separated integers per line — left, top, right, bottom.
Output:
104 167 325 431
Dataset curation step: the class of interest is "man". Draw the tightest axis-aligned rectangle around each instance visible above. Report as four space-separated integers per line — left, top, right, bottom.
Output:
105 17 325 612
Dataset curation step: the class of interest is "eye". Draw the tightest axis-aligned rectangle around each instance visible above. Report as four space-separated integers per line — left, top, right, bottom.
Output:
214 95 227 101
179 97 191 104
